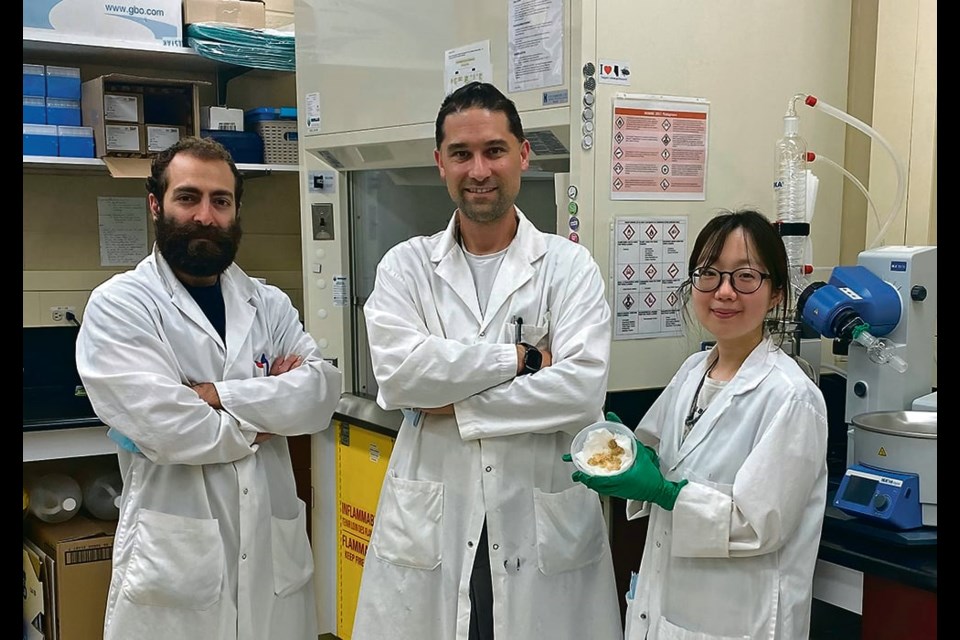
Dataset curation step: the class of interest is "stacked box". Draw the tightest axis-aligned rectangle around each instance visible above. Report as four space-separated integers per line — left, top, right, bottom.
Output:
201 106 244 131
24 96 46 125
46 98 82 126
23 124 59 156
183 0 266 29
81 74 205 160
58 126 96 158
24 65 48 140
146 124 185 152
24 64 46 97
46 66 81 100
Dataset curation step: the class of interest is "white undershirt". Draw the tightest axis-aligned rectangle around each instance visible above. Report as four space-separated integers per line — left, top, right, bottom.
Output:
463 247 507 315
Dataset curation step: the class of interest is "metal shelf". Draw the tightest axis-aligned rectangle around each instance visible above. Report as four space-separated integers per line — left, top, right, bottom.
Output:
23 32 223 72
23 426 114 462
23 156 299 176
23 31 292 104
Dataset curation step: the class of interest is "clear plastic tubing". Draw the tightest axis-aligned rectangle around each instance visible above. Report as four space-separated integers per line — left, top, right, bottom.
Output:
810 152 882 230
803 95 906 249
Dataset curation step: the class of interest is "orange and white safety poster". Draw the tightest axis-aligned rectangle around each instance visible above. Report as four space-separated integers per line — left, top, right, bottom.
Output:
610 94 710 201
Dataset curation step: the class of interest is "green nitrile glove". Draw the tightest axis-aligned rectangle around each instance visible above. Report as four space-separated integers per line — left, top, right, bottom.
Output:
572 452 688 510
604 411 659 466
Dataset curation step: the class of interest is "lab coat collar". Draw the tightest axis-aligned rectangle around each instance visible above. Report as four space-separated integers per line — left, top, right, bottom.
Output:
673 337 778 465
150 246 257 372
432 208 547 329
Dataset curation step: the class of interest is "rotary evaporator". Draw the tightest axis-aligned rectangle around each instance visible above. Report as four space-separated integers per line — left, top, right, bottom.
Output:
771 94 937 535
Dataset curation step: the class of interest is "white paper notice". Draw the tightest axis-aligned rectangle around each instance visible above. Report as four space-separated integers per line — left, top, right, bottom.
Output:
98 197 148 267
508 0 563 93
305 91 321 132
611 216 687 340
333 275 349 307
610 94 710 201
445 41 492 95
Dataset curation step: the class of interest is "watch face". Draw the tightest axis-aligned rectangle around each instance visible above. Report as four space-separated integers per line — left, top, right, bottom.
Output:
524 344 543 372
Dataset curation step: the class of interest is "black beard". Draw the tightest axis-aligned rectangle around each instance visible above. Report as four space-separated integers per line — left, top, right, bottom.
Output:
155 211 242 278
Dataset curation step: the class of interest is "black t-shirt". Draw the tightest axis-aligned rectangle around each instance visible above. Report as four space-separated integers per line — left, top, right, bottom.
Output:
183 278 226 342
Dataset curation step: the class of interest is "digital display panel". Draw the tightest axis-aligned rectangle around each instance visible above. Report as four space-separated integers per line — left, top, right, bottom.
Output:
842 475 879 506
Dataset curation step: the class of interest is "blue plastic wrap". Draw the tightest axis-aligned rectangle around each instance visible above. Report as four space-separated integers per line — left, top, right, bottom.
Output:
186 23 295 71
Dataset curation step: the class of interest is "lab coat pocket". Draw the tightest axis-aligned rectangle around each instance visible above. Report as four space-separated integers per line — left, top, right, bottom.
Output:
271 499 315 597
500 321 549 348
370 473 443 570
654 616 750 640
121 509 223 610
532 484 605 575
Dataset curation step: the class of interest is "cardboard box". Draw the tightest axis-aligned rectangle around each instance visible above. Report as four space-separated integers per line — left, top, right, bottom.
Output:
82 74 207 176
23 543 48 639
105 124 145 153
183 0 267 29
265 9 295 30
103 92 144 123
263 0 294 13
23 0 184 47
146 124 185 152
201 106 245 131
23 515 117 640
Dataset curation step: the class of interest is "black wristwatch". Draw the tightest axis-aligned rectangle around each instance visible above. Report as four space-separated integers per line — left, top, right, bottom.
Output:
519 342 543 375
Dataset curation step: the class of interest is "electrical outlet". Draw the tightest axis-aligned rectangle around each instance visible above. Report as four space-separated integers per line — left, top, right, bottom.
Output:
50 306 76 324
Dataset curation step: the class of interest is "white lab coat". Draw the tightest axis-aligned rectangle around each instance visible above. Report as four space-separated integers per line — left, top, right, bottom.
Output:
354 210 623 640
76 247 342 640
624 338 828 640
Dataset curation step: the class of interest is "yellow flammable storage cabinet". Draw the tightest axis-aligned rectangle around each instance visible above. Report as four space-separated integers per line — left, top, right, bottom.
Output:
333 414 395 639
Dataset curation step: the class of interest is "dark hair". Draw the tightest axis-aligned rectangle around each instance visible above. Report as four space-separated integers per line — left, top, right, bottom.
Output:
146 136 244 209
679 208 790 338
435 82 525 149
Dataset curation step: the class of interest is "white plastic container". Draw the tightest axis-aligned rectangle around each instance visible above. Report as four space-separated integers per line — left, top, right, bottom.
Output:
571 420 637 476
27 473 83 523
82 470 123 521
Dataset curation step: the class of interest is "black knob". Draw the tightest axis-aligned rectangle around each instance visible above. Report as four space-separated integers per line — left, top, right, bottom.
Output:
854 381 867 398
582 62 596 76
873 494 890 511
911 285 927 301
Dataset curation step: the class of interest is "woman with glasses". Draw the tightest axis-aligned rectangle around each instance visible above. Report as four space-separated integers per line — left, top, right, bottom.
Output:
573 209 828 639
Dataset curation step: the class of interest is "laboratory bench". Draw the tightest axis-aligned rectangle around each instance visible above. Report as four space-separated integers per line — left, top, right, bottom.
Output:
814 485 937 640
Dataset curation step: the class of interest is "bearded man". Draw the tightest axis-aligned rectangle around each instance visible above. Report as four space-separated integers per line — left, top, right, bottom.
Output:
76 136 342 640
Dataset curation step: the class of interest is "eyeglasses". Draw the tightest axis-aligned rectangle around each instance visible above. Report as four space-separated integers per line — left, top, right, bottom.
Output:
690 267 771 294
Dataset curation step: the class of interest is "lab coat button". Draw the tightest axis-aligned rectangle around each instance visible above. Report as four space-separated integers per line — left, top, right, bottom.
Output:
467 541 474 548
243 488 249 495
656 541 661 548
640 613 647 620
241 553 247 560
492 544 499 550
485 466 492 472
479 331 485 337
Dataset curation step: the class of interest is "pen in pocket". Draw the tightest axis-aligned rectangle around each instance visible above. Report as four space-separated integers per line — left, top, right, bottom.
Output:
515 316 523 344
